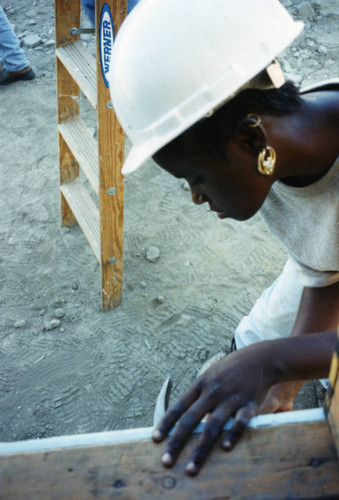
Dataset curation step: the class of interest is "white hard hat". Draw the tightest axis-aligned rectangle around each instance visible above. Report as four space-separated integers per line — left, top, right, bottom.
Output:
108 0 303 174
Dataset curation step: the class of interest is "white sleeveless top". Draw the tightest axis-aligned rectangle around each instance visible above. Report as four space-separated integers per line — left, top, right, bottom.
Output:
259 80 339 287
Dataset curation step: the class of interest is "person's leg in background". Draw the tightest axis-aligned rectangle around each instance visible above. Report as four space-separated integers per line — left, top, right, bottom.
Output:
198 259 303 380
235 257 329 392
235 258 304 349
0 7 35 85
81 0 95 26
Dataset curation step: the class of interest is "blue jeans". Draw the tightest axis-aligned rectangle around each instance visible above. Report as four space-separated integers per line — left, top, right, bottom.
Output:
0 7 29 72
81 0 140 26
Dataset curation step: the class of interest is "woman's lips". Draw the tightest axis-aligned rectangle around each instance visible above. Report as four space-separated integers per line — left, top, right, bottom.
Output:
208 203 227 219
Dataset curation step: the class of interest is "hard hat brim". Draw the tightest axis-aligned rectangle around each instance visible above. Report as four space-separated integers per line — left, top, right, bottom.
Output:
122 144 157 175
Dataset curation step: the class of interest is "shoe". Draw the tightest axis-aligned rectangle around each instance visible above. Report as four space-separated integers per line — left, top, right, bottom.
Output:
230 336 237 353
0 66 35 85
197 337 237 378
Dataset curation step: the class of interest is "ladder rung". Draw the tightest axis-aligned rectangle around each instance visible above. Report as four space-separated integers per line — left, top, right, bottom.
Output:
59 118 99 194
61 179 100 262
56 40 97 108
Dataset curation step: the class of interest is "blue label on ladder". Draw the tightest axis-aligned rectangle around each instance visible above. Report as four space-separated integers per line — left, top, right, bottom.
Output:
100 4 115 88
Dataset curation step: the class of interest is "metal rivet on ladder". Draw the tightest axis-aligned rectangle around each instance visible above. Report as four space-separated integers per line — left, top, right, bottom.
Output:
107 188 116 195
70 27 95 36
107 101 114 109
109 257 117 264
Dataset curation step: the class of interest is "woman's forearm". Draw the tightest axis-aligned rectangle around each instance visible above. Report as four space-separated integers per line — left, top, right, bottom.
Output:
263 330 337 385
292 282 339 336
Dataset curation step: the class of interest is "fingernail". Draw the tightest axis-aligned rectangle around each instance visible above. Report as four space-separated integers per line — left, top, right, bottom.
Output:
162 452 173 466
153 429 162 440
185 461 197 475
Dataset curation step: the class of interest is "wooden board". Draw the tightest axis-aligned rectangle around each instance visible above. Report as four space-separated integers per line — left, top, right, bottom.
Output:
1 421 338 499
327 332 339 458
96 0 127 310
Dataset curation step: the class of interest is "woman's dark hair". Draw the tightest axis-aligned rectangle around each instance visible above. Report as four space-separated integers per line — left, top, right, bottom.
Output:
159 82 302 162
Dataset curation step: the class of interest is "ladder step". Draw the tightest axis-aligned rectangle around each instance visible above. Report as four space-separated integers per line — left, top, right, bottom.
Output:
59 118 99 194
61 179 100 262
56 40 97 108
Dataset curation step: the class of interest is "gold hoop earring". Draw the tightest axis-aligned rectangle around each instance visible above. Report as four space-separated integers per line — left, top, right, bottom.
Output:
258 146 276 175
247 114 261 128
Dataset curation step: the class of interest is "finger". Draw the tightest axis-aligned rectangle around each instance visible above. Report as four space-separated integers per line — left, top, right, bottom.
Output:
152 383 201 443
161 398 209 468
185 402 234 476
257 388 279 414
258 391 293 414
222 403 256 451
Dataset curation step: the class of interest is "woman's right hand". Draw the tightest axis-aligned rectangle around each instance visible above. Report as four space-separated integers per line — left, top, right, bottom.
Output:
153 343 275 475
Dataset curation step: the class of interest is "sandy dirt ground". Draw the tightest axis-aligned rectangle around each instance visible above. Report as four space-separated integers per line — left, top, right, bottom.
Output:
0 0 338 442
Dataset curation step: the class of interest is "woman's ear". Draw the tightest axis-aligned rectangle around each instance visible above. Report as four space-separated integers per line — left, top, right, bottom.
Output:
235 114 267 153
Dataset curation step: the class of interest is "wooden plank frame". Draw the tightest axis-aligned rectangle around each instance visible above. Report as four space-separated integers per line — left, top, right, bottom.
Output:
327 328 339 458
0 409 338 499
2 333 339 498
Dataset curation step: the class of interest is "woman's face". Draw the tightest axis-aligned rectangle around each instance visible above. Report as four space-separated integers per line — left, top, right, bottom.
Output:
154 138 274 221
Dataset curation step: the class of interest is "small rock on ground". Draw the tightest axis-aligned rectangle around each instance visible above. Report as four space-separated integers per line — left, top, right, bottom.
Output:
23 34 43 48
145 246 160 263
14 320 26 328
298 1 315 19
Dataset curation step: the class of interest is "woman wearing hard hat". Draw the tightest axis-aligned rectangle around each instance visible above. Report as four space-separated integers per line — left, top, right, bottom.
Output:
109 0 339 475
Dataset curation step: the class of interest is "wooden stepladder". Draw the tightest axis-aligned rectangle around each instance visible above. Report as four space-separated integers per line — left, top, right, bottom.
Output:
1 330 339 497
55 0 127 311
